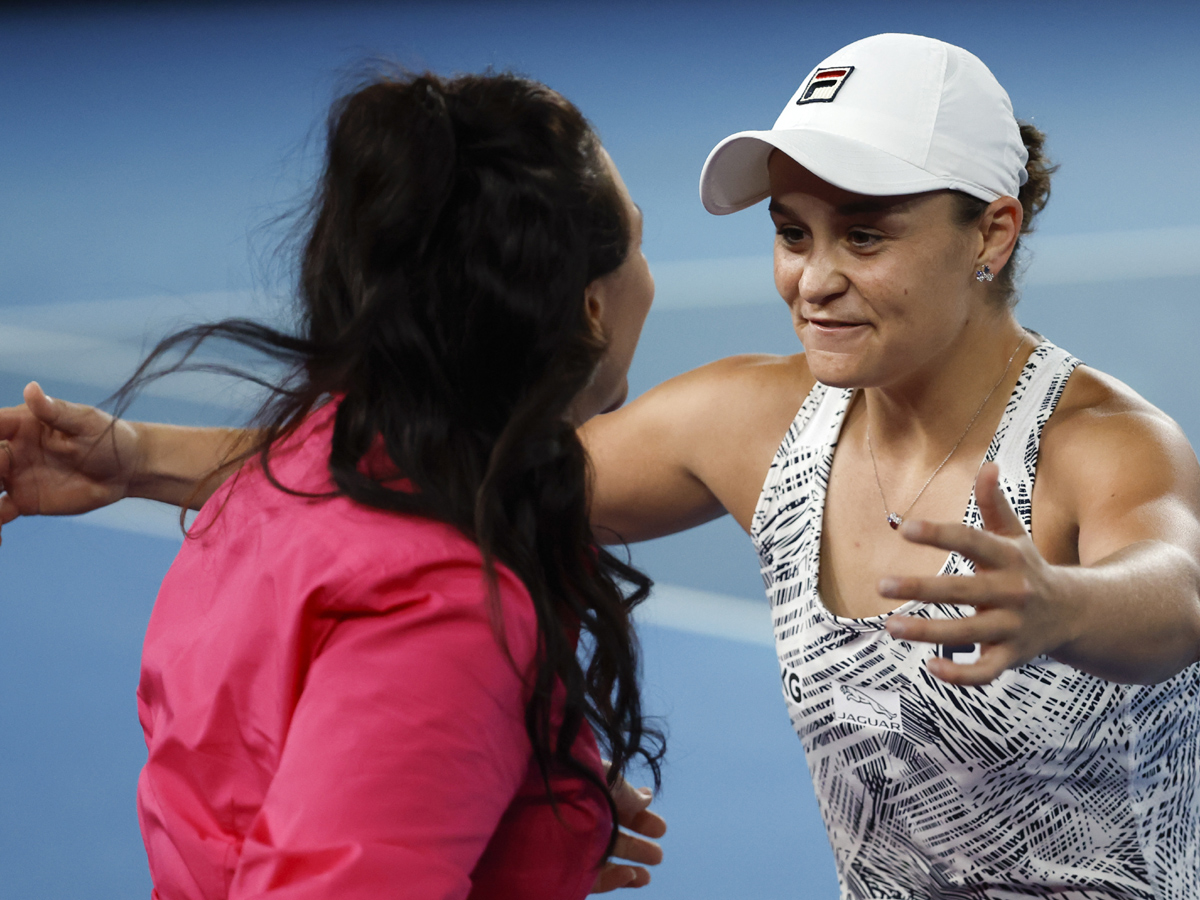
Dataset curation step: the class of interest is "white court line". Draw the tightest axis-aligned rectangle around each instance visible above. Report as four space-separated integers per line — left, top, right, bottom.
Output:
70 499 774 647
650 226 1200 309
636 582 774 647
75 498 196 541
0 291 287 408
8 224 1185 645
2 225 1198 399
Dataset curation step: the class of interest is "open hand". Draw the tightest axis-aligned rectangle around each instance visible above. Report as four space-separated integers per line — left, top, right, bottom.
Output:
590 765 667 892
0 382 139 544
881 462 1075 686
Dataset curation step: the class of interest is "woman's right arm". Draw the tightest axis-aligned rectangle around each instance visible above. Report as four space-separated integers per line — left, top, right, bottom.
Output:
0 381 249 540
582 353 811 543
1 353 810 545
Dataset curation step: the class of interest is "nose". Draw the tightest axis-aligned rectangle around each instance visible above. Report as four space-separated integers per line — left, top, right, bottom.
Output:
786 243 848 308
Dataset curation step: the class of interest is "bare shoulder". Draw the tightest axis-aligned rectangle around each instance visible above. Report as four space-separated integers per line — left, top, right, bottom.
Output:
624 351 813 469
598 351 813 446
1039 364 1200 527
657 351 815 527
584 351 815 538
641 349 811 397
1043 365 1194 463
648 350 813 423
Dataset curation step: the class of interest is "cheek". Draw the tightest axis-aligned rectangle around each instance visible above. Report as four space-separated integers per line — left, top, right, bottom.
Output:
606 267 654 370
773 248 800 300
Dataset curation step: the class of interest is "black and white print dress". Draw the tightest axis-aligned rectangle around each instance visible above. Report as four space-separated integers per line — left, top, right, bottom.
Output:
752 338 1200 899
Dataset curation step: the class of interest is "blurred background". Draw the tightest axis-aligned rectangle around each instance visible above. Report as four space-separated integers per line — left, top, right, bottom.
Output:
2 1 1200 897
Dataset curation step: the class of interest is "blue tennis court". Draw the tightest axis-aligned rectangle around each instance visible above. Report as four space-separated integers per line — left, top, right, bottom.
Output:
2 2 1200 897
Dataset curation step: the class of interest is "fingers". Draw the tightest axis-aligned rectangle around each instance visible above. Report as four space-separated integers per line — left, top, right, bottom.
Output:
878 571 1032 609
0 492 18 527
590 826 663 892
974 462 1026 537
23 381 97 436
23 382 57 425
615 787 666 840
898 464 1030 569
0 436 11 483
610 774 652 824
608 772 667 838
626 806 667 841
898 519 1015 571
0 404 26 442
612 826 663 866
884 613 1025 686
592 767 664 892
925 646 1021 687
885 609 1021 647
591 863 650 892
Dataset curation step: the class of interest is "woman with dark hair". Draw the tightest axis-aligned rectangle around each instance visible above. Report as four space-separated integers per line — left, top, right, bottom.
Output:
0 70 666 899
5 34 1200 898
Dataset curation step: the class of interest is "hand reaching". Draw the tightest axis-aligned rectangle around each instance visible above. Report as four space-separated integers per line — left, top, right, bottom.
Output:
591 765 667 892
881 462 1074 686
0 382 140 544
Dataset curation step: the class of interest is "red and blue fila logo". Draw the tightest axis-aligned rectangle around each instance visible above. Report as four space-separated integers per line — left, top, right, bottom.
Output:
796 66 854 105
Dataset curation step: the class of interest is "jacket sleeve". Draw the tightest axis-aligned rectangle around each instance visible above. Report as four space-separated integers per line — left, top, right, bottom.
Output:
227 560 540 899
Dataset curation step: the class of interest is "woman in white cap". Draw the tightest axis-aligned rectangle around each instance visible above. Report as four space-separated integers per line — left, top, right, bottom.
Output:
2 34 1199 898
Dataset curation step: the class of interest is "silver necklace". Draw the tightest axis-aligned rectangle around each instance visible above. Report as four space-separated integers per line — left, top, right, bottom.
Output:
866 336 1025 530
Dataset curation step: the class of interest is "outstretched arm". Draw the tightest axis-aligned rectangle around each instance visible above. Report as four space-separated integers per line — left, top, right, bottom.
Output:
0 381 248 541
884 371 1200 686
3 352 809 551
582 353 810 543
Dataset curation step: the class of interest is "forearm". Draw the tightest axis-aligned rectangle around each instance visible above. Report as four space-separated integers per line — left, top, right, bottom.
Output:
1052 541 1200 684
128 423 256 510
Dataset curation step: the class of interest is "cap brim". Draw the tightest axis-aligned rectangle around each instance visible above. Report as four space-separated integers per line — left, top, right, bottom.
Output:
699 129 1000 215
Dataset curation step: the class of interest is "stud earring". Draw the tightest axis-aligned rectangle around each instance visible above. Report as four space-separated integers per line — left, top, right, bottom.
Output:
974 264 994 283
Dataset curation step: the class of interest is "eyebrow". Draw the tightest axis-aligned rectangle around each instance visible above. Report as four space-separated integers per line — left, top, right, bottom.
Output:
835 197 916 216
768 197 916 218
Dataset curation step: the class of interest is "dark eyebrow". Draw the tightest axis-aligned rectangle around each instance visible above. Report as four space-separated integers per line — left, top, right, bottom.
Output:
834 197 916 216
768 197 916 218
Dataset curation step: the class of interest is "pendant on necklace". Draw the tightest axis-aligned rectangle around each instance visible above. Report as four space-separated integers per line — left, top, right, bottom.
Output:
886 513 903 530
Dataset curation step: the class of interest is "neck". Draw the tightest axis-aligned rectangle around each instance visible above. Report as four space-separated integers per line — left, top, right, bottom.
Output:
863 310 1029 464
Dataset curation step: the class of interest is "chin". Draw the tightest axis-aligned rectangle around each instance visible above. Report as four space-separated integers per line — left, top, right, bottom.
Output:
600 384 629 414
803 348 876 389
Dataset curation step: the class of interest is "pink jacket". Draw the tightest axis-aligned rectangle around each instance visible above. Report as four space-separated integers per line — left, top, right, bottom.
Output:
137 403 611 899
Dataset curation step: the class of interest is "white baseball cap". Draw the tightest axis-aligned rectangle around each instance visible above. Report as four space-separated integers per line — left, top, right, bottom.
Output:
699 33 1028 215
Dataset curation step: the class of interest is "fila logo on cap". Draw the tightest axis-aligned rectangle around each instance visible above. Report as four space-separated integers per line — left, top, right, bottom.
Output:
796 65 854 105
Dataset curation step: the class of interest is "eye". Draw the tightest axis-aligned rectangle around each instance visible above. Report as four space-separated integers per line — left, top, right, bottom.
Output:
775 225 807 246
847 229 882 249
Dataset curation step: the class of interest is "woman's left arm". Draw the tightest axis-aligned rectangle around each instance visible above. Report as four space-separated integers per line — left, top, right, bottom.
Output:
881 373 1200 686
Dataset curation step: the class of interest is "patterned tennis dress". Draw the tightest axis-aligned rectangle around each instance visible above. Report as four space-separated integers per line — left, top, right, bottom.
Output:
752 339 1200 899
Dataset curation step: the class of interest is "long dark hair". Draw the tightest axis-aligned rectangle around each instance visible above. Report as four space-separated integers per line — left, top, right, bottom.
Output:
112 69 664 846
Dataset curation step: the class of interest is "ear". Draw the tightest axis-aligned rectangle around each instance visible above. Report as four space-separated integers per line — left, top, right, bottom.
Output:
976 195 1023 275
583 277 607 341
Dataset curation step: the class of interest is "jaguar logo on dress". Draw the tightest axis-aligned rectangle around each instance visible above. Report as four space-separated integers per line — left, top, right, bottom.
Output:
796 66 854 105
833 683 903 733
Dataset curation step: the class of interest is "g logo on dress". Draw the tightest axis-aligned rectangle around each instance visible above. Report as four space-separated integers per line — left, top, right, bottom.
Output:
781 665 803 704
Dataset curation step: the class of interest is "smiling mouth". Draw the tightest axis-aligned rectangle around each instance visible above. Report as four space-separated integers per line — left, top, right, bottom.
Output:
807 319 865 329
